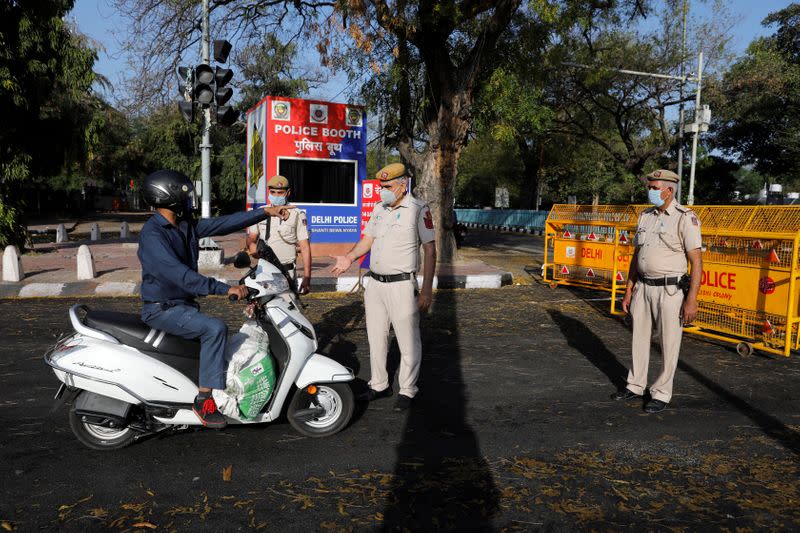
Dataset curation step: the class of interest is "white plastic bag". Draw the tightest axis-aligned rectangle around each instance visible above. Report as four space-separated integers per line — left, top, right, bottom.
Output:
213 321 272 418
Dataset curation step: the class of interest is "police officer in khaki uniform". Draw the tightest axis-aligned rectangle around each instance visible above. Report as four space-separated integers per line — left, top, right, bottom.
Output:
246 175 312 294
612 169 703 413
331 163 437 411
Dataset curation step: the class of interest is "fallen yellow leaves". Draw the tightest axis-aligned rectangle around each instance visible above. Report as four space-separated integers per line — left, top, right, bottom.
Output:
121 502 146 512
223 465 233 482
233 500 253 509
57 494 93 521
131 522 157 530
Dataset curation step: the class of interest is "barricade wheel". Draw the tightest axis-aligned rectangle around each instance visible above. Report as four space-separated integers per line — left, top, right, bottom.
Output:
549 282 558 289
736 342 754 357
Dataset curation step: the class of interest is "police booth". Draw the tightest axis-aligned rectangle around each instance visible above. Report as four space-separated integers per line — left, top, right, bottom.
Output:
245 96 376 258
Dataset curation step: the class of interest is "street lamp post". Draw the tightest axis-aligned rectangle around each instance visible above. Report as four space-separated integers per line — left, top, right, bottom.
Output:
685 52 703 206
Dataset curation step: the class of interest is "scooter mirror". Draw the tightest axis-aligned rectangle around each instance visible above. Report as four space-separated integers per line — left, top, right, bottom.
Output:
233 251 251 269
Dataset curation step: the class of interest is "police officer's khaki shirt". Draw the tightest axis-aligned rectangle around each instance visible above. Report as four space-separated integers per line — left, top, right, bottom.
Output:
635 202 702 277
254 208 309 265
364 193 436 275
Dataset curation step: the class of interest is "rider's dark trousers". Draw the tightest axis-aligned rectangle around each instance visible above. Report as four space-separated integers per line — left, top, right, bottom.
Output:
141 302 227 390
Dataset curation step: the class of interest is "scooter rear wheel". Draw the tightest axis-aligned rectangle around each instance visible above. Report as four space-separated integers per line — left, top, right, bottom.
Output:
287 383 354 438
68 407 136 451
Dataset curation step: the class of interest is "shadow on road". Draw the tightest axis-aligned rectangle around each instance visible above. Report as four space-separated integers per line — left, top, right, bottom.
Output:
548 309 628 390
679 359 800 457
314 300 364 377
550 288 800 456
381 289 499 530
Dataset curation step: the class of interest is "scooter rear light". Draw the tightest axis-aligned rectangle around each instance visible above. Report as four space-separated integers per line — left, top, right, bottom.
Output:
306 385 317 395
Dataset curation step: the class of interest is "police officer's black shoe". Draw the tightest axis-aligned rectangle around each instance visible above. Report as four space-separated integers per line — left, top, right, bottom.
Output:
610 389 643 401
361 386 392 402
644 399 668 413
393 394 413 411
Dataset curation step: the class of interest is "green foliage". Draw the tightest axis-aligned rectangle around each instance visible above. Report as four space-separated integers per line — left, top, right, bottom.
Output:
0 0 98 247
131 107 200 179
693 154 739 204
456 135 524 207
734 167 768 198
712 4 800 185
236 35 310 112
0 199 27 249
214 142 247 211
475 68 551 144
547 136 641 205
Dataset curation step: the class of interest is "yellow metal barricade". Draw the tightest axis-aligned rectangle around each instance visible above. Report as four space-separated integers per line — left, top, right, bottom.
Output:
543 204 800 357
543 205 638 299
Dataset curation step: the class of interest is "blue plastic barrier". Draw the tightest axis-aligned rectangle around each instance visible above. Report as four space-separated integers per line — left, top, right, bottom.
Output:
455 209 549 233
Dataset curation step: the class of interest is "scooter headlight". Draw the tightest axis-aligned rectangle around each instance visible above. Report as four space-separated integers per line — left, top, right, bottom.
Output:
256 274 290 295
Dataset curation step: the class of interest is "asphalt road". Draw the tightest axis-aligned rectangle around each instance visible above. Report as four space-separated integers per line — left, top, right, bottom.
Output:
1 287 799 531
458 229 545 285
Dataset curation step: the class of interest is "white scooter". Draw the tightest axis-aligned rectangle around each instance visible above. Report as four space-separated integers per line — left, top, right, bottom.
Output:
44 241 355 450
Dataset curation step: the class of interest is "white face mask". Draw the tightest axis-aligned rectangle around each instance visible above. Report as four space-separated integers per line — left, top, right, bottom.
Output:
268 194 287 207
380 188 396 206
648 188 665 207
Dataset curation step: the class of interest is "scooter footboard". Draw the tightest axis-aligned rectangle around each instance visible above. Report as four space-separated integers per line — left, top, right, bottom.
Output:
295 354 354 388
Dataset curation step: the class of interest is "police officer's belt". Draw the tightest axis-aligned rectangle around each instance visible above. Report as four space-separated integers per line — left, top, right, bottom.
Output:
638 275 681 286
368 272 415 283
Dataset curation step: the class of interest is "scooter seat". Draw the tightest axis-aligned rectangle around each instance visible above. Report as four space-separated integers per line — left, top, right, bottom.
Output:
84 309 201 358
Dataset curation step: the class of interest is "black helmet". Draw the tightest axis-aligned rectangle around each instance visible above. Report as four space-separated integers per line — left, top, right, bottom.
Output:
142 169 197 215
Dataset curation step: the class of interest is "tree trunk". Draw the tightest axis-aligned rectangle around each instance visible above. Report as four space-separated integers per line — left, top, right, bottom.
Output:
404 97 470 264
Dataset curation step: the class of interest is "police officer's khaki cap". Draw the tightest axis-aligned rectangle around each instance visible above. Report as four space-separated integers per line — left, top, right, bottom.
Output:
645 169 680 184
376 163 406 182
267 175 290 189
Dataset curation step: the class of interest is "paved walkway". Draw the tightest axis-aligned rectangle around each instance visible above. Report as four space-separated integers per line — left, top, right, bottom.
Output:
2 213 513 297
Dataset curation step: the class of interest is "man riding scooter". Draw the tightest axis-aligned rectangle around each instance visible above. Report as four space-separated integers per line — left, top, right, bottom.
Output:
138 169 292 429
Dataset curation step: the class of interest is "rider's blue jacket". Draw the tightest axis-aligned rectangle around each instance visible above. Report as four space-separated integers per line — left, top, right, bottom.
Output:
138 210 267 303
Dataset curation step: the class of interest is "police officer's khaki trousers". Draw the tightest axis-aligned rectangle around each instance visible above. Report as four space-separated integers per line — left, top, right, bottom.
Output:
627 282 684 403
364 278 421 398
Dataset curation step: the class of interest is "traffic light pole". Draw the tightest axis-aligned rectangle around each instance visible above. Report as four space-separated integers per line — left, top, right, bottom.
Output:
200 0 212 221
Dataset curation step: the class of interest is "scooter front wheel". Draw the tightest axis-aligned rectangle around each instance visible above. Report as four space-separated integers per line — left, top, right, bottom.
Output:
287 383 354 438
68 407 135 451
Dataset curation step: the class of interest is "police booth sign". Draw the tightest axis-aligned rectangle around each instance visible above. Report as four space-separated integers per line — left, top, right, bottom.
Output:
245 96 367 246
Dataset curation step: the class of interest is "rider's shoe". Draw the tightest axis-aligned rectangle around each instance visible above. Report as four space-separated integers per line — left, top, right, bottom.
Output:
193 394 227 428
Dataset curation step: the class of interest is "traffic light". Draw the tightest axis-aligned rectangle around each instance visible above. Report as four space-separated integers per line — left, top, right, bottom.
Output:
176 39 238 126
210 65 237 126
213 39 232 63
214 67 233 106
193 64 215 105
177 65 197 122
178 100 197 122
214 105 239 126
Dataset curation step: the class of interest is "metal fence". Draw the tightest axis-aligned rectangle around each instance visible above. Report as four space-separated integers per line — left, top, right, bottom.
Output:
543 203 800 358
455 209 549 233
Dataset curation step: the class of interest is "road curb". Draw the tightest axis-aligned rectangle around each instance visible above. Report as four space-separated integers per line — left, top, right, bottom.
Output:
0 272 512 298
